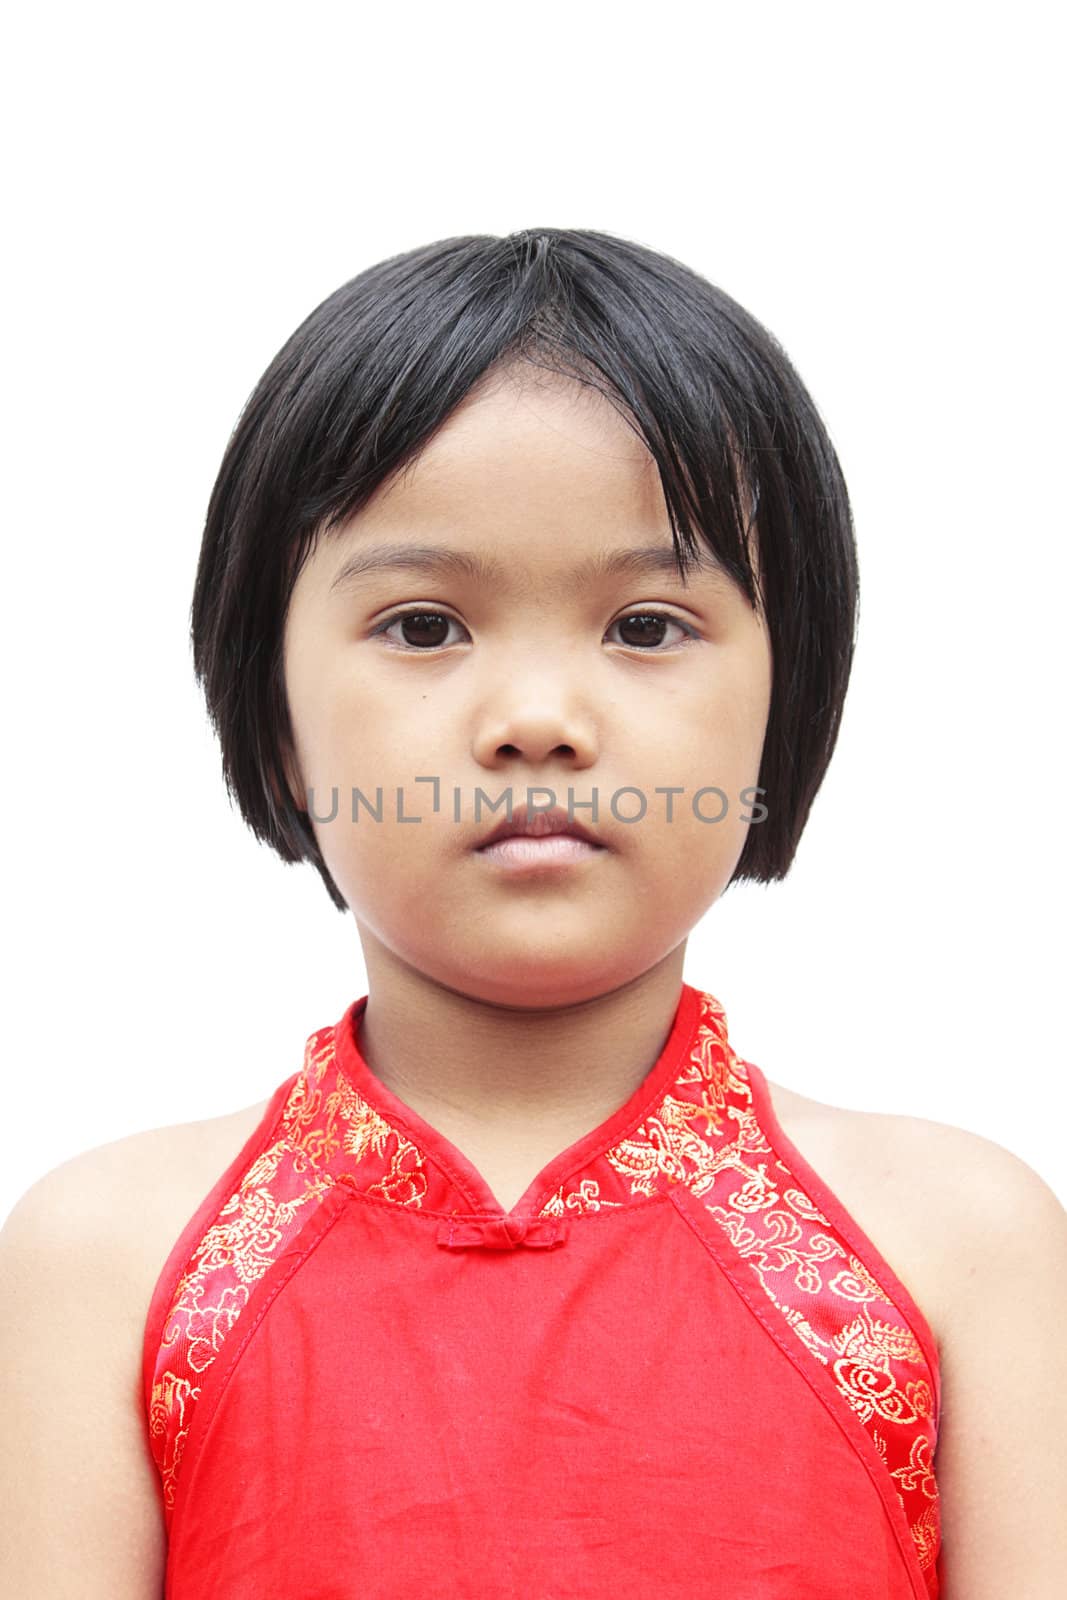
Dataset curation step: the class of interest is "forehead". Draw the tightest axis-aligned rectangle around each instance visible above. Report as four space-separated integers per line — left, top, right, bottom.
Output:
364 370 667 543
310 367 745 601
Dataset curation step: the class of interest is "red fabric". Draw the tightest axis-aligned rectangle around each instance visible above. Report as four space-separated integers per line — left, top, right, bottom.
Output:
143 982 942 1599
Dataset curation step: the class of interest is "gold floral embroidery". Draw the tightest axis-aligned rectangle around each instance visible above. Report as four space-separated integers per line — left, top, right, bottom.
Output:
541 990 941 1593
147 1022 434 1522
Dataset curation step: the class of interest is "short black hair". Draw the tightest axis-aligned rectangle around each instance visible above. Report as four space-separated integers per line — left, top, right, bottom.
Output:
191 229 859 912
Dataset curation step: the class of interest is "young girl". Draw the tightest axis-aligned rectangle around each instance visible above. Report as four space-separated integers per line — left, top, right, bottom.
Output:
2 229 1064 1599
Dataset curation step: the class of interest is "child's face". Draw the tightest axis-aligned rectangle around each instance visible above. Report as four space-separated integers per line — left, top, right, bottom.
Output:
282 368 773 1007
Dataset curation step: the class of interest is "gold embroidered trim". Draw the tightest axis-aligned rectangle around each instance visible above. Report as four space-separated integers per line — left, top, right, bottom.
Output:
542 991 940 1593
147 1028 434 1521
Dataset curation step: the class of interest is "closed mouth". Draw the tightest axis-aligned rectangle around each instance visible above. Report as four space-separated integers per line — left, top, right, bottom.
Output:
475 805 605 851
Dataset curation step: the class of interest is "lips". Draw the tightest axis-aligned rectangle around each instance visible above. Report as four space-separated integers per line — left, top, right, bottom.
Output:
475 804 604 850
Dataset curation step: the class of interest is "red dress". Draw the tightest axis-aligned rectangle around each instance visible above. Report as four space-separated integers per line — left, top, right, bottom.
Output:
143 982 942 1598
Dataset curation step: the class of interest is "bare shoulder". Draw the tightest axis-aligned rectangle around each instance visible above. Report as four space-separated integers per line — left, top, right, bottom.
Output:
2 1093 275 1317
766 1082 1067 1595
129 1094 278 1281
765 1077 1067 1594
759 1075 1067 1349
0 1096 273 1594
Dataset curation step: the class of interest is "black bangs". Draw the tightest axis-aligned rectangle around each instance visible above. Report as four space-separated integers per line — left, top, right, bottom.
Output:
192 229 858 911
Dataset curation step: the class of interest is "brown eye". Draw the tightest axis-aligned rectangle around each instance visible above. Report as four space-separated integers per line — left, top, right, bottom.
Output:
374 610 465 649
610 612 695 650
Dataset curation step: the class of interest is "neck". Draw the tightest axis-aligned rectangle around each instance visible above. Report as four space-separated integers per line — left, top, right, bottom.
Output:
353 939 689 1139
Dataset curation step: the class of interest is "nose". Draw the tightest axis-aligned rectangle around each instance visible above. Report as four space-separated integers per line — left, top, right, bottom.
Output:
471 658 599 771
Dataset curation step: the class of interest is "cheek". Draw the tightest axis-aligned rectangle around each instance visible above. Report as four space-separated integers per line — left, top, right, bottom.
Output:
312 808 443 935
643 669 769 794
702 649 773 778
288 666 409 793
627 683 768 879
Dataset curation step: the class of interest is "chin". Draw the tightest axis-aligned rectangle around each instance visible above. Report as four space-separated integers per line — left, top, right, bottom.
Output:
432 951 650 1010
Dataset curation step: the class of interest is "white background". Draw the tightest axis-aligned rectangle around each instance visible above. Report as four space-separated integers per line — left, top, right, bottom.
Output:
2 2 1063 1224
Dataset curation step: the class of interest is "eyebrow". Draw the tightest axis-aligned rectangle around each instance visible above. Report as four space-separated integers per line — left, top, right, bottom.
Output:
328 541 722 594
